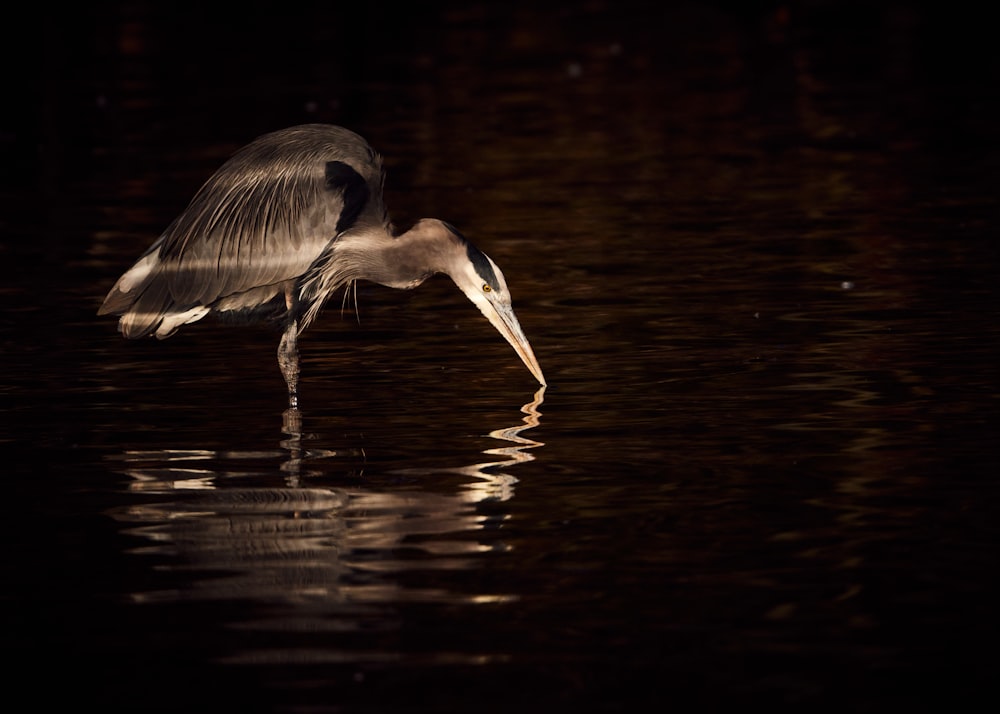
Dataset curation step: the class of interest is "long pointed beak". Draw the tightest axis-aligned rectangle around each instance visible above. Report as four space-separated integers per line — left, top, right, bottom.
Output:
482 303 547 386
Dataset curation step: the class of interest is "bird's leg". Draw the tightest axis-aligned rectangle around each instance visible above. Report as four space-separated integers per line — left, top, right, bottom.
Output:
279 284 301 409
278 320 300 409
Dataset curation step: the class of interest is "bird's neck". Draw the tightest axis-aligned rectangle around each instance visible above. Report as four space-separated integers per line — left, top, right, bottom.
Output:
297 219 461 329
344 219 460 289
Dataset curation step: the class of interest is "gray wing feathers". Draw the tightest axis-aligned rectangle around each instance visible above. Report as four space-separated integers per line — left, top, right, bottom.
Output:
100 125 382 338
117 272 173 338
160 148 337 304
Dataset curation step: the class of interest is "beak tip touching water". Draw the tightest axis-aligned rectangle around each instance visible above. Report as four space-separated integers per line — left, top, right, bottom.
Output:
510 330 547 388
481 302 547 388
514 346 546 388
525 353 547 387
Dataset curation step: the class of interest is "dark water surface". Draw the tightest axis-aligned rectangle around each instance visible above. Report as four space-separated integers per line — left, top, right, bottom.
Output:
3 2 999 712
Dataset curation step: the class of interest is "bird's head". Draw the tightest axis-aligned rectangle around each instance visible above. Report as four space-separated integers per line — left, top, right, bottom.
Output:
422 220 546 386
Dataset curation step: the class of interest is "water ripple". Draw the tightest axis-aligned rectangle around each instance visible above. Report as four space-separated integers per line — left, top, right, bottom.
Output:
106 390 545 617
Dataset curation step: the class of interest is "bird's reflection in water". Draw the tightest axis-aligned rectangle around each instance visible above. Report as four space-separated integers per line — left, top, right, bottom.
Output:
388 385 545 503
108 388 545 628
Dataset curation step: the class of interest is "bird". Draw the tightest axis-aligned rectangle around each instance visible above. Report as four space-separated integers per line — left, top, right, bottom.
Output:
99 124 546 408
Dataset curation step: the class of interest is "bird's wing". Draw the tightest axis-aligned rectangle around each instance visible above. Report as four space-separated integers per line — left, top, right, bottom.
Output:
99 126 387 339
157 126 384 307
157 160 337 306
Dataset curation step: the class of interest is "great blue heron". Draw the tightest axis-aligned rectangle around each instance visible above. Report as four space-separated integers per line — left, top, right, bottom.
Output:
99 124 546 408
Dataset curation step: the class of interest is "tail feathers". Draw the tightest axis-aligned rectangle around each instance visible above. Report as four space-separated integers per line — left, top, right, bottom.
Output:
116 277 174 338
98 247 160 315
100 241 213 339
97 286 137 317
100 266 210 339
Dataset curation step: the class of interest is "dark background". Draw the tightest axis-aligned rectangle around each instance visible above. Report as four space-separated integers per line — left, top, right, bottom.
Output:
5 1 998 217
2 2 998 712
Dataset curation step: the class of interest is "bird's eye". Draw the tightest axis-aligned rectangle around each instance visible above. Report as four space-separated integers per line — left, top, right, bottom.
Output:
483 284 492 293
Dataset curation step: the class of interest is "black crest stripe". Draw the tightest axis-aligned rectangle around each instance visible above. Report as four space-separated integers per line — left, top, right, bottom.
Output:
441 221 499 291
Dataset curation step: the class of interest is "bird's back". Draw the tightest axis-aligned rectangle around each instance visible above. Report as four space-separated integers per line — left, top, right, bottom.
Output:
100 124 388 338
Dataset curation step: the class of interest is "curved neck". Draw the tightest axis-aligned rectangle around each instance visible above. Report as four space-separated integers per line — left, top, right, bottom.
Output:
298 218 465 328
345 219 463 289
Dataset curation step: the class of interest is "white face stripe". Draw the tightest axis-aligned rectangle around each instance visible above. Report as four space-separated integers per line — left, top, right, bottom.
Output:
462 255 511 301
441 221 501 293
